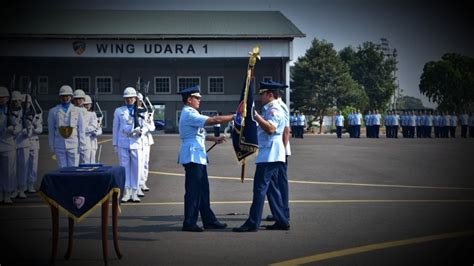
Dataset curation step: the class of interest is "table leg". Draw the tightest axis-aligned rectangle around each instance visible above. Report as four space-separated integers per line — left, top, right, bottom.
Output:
112 191 123 259
64 217 74 259
50 206 59 264
101 198 109 265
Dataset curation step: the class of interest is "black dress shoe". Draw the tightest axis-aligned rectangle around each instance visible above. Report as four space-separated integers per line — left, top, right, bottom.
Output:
232 226 257 232
182 226 204 232
204 221 228 229
265 223 290 230
265 214 275 221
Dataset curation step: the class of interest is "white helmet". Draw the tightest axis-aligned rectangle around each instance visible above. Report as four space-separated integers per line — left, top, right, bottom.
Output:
59 85 74 96
123 87 137 98
137 92 144 101
83 95 92 104
73 89 86 99
0 86 9 97
11 91 23 101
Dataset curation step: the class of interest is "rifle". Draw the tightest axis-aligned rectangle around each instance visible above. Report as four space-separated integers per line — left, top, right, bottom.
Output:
6 74 15 127
94 87 104 127
143 80 155 122
133 77 146 134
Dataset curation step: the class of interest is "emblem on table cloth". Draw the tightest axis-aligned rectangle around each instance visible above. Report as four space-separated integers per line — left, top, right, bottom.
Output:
73 196 85 209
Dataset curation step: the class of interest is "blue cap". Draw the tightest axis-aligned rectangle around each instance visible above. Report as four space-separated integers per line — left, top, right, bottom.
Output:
259 81 288 94
178 85 201 98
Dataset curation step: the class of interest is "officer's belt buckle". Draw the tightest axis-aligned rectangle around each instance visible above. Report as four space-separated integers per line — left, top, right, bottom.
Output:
59 126 74 138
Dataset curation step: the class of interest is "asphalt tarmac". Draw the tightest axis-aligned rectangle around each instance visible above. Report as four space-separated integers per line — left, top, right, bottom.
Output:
1 133 473 266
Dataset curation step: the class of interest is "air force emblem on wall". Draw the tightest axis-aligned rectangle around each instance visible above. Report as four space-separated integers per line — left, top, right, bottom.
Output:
72 41 86 55
73 196 85 209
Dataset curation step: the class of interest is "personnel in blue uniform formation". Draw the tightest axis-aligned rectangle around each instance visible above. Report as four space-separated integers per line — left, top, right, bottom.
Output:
177 85 234 232
233 82 289 232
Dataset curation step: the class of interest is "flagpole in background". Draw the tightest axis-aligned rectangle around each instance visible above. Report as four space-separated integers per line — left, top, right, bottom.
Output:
237 46 261 182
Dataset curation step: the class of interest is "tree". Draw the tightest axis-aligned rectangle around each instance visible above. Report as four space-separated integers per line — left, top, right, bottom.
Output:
291 38 367 133
397 96 425 110
340 42 397 111
419 53 474 112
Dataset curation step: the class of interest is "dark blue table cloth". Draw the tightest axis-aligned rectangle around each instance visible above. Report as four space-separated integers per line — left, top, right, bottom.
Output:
39 166 125 222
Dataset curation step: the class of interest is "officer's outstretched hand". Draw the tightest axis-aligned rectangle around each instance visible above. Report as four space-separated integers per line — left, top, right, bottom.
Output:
113 146 118 153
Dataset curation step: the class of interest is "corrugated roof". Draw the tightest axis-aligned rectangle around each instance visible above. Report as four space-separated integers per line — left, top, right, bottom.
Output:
1 10 305 39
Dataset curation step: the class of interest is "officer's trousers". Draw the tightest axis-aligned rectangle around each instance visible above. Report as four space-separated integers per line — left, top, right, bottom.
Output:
243 162 288 229
118 147 141 190
182 163 218 227
141 145 151 186
336 126 343 138
80 148 94 164
55 148 79 168
16 147 29 191
27 146 39 187
0 150 16 193
461 125 468 138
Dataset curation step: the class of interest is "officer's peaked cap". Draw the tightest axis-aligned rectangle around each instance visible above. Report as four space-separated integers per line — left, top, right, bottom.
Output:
259 81 288 94
178 85 201 98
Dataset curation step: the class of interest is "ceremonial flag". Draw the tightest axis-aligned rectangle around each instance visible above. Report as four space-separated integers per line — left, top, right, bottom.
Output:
231 46 260 182
232 80 258 161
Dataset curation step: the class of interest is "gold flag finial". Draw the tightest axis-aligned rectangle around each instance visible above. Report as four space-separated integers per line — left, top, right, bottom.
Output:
248 46 260 68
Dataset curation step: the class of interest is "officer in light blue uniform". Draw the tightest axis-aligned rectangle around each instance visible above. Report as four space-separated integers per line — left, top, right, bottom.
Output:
233 83 289 232
335 110 344 138
460 111 469 138
177 85 234 232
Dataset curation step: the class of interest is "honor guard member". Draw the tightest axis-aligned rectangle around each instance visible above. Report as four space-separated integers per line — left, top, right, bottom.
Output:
384 111 391 138
335 110 344 138
364 110 372 138
460 111 469 138
177 85 233 232
25 94 42 193
113 87 146 203
468 112 474 138
408 111 417 138
290 113 297 138
441 111 450 138
137 93 155 195
373 110 381 138
0 87 20 203
83 95 102 163
450 112 457 138
393 111 400 138
10 91 30 199
48 85 86 168
424 110 433 138
72 89 90 163
433 111 440 138
233 83 290 232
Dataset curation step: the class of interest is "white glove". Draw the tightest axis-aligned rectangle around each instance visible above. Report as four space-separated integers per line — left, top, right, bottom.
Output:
6 126 14 134
21 128 28 135
114 146 118 153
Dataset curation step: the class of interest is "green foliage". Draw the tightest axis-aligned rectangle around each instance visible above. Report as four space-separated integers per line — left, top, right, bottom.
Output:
419 53 474 112
340 42 397 111
291 38 368 121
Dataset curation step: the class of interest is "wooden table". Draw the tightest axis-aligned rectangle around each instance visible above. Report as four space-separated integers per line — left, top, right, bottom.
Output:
39 166 125 265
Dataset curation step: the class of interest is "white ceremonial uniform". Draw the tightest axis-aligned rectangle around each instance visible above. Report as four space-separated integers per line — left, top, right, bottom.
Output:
278 98 291 156
13 108 31 194
27 113 43 192
82 110 101 163
48 103 86 168
89 112 102 163
0 106 21 202
113 105 146 197
140 111 155 188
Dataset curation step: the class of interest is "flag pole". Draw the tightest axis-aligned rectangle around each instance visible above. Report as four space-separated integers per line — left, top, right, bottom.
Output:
239 46 260 182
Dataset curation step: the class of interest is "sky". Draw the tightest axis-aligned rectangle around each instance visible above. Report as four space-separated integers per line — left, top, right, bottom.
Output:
10 0 474 108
